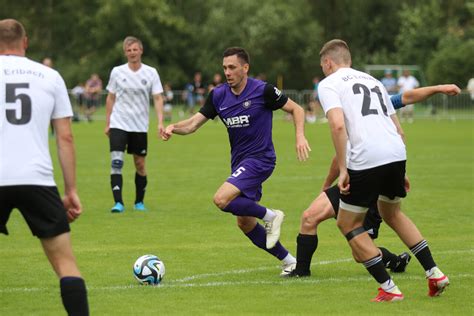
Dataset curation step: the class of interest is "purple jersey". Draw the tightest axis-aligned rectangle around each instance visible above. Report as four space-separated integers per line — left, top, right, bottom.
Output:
200 78 288 168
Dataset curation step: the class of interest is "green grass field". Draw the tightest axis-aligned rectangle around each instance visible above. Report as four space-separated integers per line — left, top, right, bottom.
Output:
1 112 473 315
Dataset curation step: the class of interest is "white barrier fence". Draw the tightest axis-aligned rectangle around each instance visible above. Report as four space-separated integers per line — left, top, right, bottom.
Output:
69 90 474 121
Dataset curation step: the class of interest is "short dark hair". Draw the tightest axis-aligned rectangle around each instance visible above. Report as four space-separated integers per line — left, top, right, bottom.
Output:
0 19 26 47
223 47 250 65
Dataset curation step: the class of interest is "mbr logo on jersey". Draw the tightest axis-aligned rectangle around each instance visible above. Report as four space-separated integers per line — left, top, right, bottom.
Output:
223 115 250 128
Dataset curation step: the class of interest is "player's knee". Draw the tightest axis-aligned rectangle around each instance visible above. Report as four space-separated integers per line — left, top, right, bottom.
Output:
111 151 124 174
134 159 146 174
301 209 319 230
213 193 229 210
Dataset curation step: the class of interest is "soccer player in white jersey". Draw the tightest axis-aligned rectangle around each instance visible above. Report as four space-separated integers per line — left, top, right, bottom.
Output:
104 36 164 213
317 39 449 302
0 19 89 315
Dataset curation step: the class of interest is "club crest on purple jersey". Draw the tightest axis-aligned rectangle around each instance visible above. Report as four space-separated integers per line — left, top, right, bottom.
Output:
243 100 251 108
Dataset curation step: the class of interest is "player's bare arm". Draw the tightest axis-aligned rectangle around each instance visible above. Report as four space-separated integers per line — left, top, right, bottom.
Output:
326 107 349 194
402 84 460 105
53 117 82 222
162 113 209 140
153 93 165 138
281 98 311 161
322 156 339 191
104 92 116 136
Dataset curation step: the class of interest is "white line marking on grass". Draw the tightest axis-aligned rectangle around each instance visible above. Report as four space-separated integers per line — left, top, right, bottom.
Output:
173 248 474 283
2 273 472 293
1 249 472 293
174 257 353 282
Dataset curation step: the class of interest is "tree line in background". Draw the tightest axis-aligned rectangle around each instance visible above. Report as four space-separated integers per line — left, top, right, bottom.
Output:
1 0 473 89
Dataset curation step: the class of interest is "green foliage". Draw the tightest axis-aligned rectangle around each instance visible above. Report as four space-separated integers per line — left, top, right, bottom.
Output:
427 38 474 86
196 0 323 88
0 0 472 88
395 0 443 67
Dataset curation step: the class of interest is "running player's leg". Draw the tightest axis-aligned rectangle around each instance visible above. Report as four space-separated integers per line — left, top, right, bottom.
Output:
130 132 148 210
216 159 284 248
292 187 338 277
364 206 411 273
109 128 127 212
213 180 295 274
378 199 449 296
237 216 296 275
338 166 403 302
41 233 89 315
214 181 281 237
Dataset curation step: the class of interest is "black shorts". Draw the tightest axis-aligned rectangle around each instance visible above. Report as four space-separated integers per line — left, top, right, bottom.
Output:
0 186 70 238
325 185 382 239
109 128 148 156
340 161 407 212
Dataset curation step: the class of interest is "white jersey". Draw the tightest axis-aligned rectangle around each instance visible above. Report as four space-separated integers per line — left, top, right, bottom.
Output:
106 63 163 132
0 55 73 186
318 67 406 170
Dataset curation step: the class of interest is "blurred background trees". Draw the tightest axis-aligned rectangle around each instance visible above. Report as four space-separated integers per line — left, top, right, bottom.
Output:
1 0 472 89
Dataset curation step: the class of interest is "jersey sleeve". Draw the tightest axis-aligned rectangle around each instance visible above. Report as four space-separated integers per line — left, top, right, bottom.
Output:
151 69 164 95
390 93 404 110
263 83 288 110
199 90 218 119
51 73 73 119
318 81 342 115
106 68 117 94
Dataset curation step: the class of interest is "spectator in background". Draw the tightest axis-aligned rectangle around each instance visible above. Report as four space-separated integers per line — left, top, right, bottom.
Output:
208 72 223 92
381 69 398 95
42 57 53 68
467 77 474 101
183 81 195 117
192 71 206 108
397 69 419 123
163 83 174 122
183 72 206 116
84 73 102 122
71 82 85 122
212 72 223 87
306 76 320 124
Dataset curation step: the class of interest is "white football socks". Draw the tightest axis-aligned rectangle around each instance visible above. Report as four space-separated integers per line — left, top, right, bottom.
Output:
262 208 276 222
281 253 296 265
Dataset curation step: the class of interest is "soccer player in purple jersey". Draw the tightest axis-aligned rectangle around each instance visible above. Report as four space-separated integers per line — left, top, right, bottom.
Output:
162 47 311 275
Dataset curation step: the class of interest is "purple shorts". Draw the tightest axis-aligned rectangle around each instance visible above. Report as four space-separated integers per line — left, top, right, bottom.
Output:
226 158 275 201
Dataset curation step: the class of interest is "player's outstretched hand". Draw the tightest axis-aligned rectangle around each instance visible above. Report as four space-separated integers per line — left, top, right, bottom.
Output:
62 191 82 223
161 125 174 141
439 84 461 96
296 136 311 161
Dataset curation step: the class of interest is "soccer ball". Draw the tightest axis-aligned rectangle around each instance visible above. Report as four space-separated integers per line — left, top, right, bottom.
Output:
133 254 165 285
